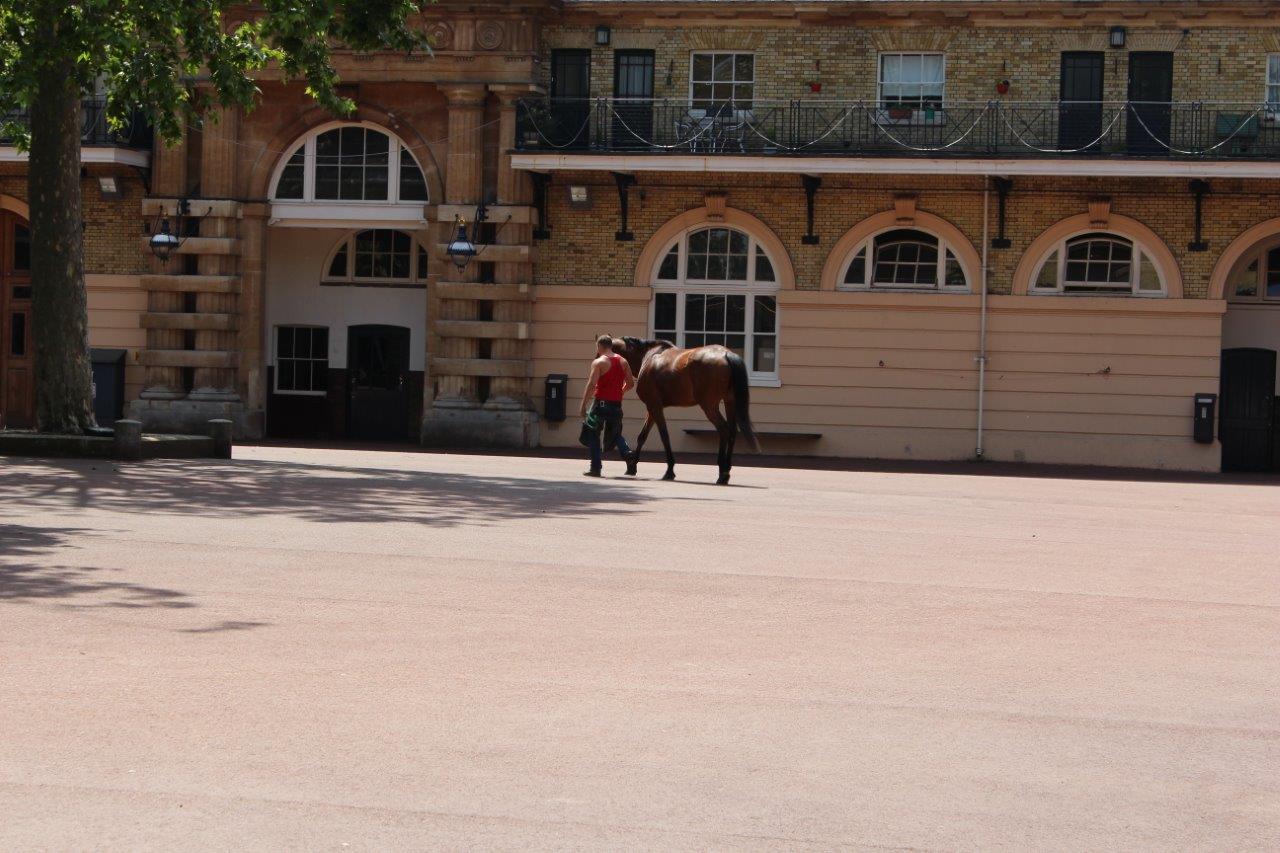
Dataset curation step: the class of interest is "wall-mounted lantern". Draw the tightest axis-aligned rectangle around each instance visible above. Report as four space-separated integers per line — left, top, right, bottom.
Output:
97 176 123 200
445 201 513 271
568 185 591 210
148 198 208 262
1109 26 1127 49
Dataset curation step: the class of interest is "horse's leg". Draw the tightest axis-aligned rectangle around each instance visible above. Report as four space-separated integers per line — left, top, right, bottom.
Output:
700 402 732 485
652 407 677 480
723 397 738 485
626 411 655 476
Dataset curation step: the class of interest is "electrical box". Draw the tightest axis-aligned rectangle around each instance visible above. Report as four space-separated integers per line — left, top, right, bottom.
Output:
1193 393 1217 444
544 374 569 423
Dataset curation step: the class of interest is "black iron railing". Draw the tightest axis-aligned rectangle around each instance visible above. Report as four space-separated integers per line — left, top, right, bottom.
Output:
0 99 153 150
516 98 1280 160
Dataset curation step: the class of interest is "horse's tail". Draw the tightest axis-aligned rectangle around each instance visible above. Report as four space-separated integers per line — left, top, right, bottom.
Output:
726 351 761 453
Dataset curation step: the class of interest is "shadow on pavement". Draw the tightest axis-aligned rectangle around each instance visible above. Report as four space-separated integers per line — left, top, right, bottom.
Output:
0 457 717 527
0 524 194 610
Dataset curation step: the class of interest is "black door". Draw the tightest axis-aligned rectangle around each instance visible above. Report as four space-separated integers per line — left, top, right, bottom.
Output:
1220 348 1276 472
1059 52 1104 151
612 50 655 150
550 49 592 149
1127 52 1173 155
347 325 411 442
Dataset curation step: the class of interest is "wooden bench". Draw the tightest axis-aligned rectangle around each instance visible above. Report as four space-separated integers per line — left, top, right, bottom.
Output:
684 429 822 440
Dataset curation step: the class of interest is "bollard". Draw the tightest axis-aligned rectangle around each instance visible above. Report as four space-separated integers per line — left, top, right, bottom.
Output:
208 419 233 460
113 419 142 461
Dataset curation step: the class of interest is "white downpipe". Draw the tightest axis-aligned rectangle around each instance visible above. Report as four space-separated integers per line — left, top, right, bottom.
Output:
975 179 991 459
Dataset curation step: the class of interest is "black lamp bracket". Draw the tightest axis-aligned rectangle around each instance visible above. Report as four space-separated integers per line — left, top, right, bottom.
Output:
1188 180 1210 252
613 172 636 241
801 175 821 245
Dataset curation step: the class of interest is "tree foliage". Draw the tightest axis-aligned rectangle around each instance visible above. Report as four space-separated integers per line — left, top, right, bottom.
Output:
0 0 430 144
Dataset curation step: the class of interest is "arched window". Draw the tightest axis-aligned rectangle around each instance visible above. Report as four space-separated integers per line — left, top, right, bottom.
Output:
272 124 429 203
650 225 779 383
323 229 429 285
1227 240 1280 302
1031 232 1165 296
838 228 969 291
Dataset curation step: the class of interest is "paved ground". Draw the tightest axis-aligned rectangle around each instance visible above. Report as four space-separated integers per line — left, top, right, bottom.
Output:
1 446 1278 850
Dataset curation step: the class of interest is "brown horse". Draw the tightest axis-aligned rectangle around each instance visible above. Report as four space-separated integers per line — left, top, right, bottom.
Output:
613 337 759 485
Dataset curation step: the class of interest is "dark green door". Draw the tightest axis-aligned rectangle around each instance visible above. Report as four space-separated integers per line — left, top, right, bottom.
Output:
1127 52 1173 155
347 325 411 442
1220 348 1276 472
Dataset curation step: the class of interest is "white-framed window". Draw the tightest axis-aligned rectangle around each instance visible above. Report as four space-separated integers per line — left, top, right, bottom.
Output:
690 52 755 114
322 229 429 286
878 53 945 116
1267 55 1280 110
274 325 329 395
650 225 779 385
1030 232 1165 296
838 228 970 292
271 123 429 203
1228 241 1280 302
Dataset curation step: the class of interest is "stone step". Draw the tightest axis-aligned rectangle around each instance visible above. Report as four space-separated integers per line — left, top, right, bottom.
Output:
433 319 528 340
434 281 530 301
141 312 239 331
428 357 528 379
140 275 242 294
138 349 239 369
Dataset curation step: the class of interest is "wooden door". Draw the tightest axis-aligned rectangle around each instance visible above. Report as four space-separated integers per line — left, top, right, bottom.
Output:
1219 348 1276 472
347 324 410 442
1127 52 1174 155
1059 52 1104 151
0 211 33 429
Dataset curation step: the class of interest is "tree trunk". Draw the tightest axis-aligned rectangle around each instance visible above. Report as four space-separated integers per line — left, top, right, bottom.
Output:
28 52 95 434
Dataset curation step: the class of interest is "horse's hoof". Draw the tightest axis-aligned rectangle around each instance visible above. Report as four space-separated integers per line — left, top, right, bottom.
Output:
716 475 730 486
662 471 676 481
623 464 637 477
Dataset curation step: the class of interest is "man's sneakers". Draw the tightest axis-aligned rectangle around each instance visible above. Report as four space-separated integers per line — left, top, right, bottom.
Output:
583 468 602 477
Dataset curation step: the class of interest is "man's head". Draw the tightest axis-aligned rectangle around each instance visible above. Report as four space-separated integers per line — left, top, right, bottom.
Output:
596 334 614 355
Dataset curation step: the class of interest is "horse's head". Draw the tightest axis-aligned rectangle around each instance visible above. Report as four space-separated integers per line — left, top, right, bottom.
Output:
613 336 672 376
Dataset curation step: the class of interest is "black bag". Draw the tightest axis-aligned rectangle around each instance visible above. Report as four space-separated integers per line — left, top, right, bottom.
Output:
577 408 602 447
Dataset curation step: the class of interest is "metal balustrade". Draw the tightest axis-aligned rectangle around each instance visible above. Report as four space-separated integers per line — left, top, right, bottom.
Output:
516 98 1280 160
1 100 153 150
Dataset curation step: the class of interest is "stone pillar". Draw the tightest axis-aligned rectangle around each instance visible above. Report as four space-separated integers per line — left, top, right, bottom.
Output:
140 133 186 401
434 84 486 409
487 87 534 411
239 203 269 427
190 105 239 401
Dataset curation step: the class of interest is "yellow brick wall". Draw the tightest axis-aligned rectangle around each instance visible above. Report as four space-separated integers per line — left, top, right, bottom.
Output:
534 172 1280 300
543 24 1280 105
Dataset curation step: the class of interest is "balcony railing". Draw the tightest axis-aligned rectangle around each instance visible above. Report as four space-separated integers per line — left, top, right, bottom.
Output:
516 98 1280 160
1 99 153 150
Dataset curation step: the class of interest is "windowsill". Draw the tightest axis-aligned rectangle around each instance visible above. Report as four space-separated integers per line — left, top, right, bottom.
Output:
873 109 946 126
749 376 781 388
1226 297 1280 307
838 285 970 294
272 389 328 397
320 279 427 289
1032 290 1166 298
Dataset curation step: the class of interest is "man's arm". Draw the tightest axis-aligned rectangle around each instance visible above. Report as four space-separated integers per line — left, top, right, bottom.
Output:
579 358 605 417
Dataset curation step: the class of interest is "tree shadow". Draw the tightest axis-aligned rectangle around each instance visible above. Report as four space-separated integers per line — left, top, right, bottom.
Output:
0 457 717 528
0 524 194 610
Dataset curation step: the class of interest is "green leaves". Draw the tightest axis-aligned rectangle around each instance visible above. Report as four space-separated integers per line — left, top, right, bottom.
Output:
0 0 432 149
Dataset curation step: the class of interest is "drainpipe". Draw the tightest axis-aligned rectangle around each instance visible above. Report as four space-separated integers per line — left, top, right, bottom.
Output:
975 178 991 459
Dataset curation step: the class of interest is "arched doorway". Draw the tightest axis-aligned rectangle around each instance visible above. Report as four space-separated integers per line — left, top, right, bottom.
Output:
1217 233 1280 472
0 210 33 428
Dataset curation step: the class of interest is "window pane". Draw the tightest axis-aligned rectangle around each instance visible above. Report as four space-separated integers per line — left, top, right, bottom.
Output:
328 245 348 278
364 129 389 160
692 53 712 81
944 253 965 288
365 166 389 200
688 229 709 253
354 250 373 278
277 327 295 359
340 125 364 155
1034 250 1059 289
391 252 410 279
685 333 705 348
726 294 746 331
728 254 748 280
1234 258 1259 296
753 335 776 374
684 294 706 331
708 228 728 254
844 247 867 285
687 254 707 279
754 295 776 333
755 250 775 282
315 130 340 159
654 292 677 331
417 247 429 280
277 360 295 391
312 327 329 359
657 246 679 280
399 151 429 201
726 334 745 357
706 253 727 280
713 54 734 81
314 166 339 199
12 224 30 271
339 167 364 200
705 294 726 330
1138 255 1161 291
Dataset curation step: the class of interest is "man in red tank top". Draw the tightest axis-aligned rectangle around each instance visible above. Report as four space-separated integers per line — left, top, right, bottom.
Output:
579 334 636 477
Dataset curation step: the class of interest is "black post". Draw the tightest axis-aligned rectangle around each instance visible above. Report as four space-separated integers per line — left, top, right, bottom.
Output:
801 175 821 245
613 172 636 241
530 172 551 240
1188 179 1210 252
991 177 1013 249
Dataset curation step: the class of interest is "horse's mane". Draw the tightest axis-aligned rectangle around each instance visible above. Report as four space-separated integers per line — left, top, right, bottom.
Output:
622 336 674 352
